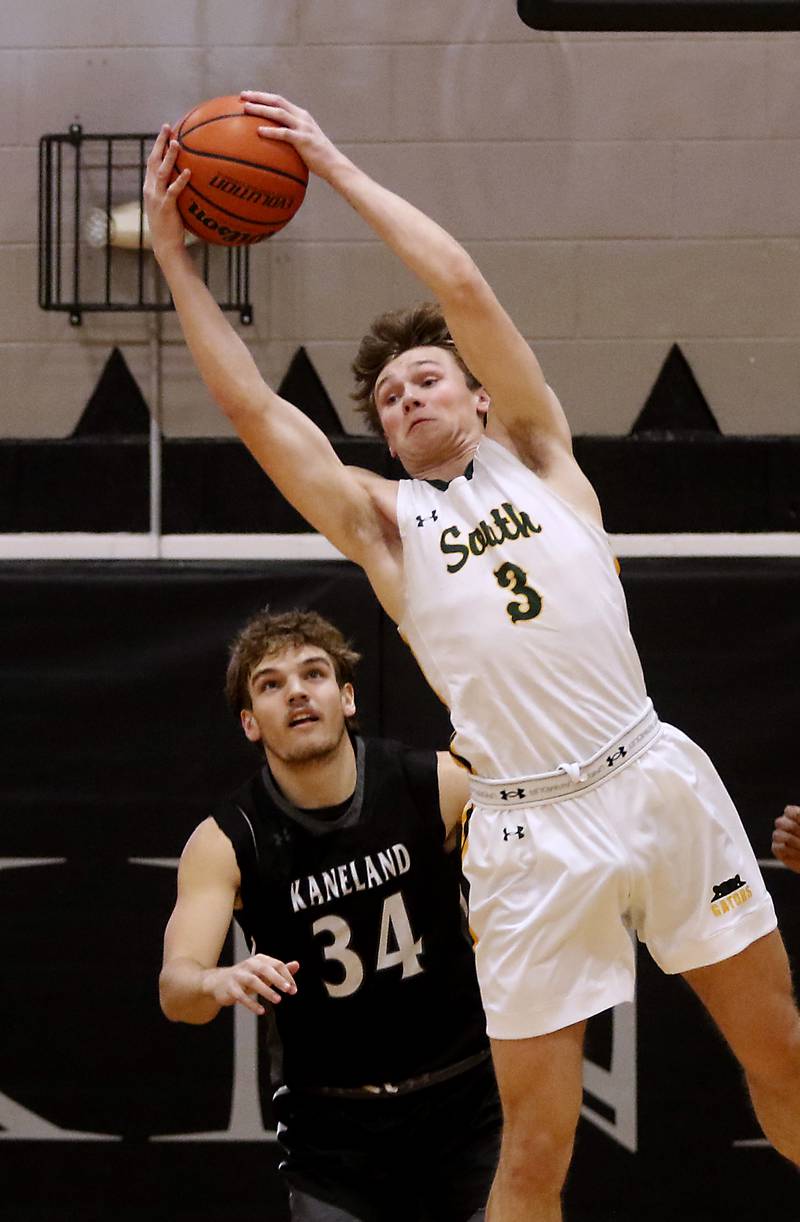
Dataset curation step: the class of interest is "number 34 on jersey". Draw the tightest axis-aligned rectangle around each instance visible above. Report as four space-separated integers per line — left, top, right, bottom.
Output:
289 840 424 1000
312 890 424 999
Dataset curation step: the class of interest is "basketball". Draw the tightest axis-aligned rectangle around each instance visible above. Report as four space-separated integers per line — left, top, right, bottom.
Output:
173 94 308 246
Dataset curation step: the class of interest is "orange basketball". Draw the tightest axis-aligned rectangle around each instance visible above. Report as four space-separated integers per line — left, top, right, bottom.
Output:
173 94 308 246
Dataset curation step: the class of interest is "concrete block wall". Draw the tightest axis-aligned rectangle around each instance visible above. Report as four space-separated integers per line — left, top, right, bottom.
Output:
2 1 799 439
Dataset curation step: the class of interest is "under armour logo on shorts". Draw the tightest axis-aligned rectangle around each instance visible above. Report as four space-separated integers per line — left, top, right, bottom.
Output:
416 510 439 527
503 826 525 841
606 745 627 768
500 787 526 801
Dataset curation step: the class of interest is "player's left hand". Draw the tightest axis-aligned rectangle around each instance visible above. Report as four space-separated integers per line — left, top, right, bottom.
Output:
772 805 800 874
143 125 191 259
240 91 347 181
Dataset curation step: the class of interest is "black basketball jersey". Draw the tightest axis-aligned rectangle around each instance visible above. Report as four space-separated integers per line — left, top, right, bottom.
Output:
213 736 488 1090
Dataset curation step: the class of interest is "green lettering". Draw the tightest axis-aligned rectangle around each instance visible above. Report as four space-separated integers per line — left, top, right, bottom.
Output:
468 527 487 557
479 518 504 546
440 525 470 573
492 506 520 542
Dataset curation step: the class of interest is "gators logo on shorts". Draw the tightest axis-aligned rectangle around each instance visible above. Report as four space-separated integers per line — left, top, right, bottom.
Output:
710 874 753 917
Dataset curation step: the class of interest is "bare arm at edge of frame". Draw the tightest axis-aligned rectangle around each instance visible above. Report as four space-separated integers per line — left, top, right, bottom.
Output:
772 805 800 874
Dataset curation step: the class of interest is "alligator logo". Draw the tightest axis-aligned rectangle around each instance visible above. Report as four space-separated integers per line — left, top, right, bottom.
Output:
710 874 752 918
712 875 746 901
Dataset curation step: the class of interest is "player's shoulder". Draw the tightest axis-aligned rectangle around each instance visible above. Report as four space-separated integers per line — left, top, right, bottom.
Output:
362 735 440 815
362 733 436 770
179 815 240 882
210 770 267 847
213 767 260 818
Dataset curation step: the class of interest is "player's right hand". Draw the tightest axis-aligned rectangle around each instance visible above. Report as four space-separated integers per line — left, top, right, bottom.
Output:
772 805 800 874
202 954 300 1015
143 125 191 258
240 91 346 182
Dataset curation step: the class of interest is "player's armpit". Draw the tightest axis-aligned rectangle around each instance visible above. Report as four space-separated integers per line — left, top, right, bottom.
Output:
222 391 398 571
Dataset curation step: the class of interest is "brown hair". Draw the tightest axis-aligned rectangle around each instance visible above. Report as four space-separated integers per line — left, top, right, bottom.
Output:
225 607 361 717
351 301 480 435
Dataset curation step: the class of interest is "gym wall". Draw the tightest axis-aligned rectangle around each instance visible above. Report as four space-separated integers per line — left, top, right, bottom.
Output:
1 1 799 440
2 4 799 1220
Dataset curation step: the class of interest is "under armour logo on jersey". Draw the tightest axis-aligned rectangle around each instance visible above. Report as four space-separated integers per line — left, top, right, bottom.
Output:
503 826 525 841
416 509 439 527
500 787 526 801
606 746 627 768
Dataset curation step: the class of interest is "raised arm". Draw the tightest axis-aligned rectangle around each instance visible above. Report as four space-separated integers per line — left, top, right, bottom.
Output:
143 128 399 578
241 92 574 461
160 817 298 1023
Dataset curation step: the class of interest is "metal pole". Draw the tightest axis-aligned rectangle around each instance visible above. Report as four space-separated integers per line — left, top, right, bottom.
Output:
148 282 163 557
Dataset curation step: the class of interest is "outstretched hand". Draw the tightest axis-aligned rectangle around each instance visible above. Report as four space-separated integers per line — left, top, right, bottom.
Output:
772 805 800 874
143 125 191 259
240 91 348 181
203 953 300 1016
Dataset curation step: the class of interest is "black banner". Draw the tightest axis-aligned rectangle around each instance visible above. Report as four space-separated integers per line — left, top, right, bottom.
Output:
1 559 798 1220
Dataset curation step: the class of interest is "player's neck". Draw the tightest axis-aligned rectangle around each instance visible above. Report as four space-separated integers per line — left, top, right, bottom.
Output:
407 435 480 483
266 733 357 810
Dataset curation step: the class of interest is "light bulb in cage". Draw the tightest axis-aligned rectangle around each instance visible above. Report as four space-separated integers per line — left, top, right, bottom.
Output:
84 199 196 249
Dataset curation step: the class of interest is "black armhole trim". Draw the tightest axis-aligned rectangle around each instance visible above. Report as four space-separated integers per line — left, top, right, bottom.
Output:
234 803 260 868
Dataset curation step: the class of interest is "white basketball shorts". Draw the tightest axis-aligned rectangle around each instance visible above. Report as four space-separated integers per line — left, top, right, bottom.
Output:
462 714 777 1040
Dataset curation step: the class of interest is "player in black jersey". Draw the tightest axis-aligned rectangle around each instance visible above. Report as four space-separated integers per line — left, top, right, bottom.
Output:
160 608 501 1222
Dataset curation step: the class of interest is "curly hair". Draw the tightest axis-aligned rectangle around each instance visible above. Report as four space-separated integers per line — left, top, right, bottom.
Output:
351 301 480 435
225 607 361 719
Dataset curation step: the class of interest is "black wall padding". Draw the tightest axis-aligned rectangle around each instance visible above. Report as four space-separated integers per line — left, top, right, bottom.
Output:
2 435 798 533
1 559 798 1221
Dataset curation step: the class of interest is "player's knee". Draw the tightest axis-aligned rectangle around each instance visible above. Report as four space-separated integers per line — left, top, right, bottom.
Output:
498 1124 574 1196
741 1005 800 1086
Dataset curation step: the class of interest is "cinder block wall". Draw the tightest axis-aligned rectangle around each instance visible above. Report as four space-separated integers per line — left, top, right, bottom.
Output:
2 2 799 438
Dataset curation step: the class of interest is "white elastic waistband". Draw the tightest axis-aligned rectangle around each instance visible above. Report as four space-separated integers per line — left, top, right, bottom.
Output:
469 703 661 808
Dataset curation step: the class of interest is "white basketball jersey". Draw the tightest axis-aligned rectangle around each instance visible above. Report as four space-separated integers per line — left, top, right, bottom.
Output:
396 437 649 778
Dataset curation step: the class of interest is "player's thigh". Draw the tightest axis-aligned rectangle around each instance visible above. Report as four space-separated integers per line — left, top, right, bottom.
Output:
492 1021 586 1142
683 929 799 1077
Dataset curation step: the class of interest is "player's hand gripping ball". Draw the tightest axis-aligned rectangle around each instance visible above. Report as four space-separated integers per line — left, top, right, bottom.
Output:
173 94 308 246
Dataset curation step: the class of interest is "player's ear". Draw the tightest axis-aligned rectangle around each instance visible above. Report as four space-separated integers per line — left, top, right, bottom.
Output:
476 387 490 421
340 683 356 720
241 709 261 743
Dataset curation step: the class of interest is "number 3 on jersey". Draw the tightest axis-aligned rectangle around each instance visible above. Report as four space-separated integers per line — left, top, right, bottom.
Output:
311 891 423 999
494 560 542 623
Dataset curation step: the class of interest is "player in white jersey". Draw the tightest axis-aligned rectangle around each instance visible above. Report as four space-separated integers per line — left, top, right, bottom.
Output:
144 94 800 1221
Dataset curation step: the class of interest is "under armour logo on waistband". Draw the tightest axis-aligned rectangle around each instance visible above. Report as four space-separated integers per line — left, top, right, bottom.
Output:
416 510 439 527
606 745 627 767
503 826 525 840
500 787 526 801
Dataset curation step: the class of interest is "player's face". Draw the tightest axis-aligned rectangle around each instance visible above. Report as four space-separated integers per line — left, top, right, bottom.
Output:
373 346 489 471
241 644 356 765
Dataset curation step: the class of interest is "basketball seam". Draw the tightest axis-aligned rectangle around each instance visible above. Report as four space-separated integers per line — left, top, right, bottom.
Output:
179 117 308 188
182 180 286 231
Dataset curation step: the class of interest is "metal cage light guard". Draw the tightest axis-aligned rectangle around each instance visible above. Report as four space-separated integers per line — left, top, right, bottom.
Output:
36 123 255 555
38 124 253 326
